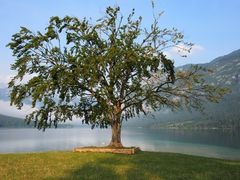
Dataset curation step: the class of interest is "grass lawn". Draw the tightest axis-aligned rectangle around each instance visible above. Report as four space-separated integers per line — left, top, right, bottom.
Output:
0 151 239 180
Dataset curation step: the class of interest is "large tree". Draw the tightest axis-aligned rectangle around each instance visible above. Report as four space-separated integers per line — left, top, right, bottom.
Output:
8 6 227 147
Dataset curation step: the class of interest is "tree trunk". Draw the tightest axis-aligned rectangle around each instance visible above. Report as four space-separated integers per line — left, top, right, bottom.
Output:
108 119 123 148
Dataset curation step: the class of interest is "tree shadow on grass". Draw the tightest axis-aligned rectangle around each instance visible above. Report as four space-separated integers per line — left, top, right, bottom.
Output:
61 161 118 180
57 153 149 180
57 152 240 180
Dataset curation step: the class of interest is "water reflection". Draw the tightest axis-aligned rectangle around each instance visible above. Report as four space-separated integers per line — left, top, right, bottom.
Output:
0 128 240 160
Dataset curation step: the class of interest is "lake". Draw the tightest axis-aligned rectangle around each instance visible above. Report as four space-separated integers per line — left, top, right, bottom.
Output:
0 128 240 160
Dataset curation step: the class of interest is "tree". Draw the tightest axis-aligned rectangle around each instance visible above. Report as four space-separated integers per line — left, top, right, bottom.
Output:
7 6 227 147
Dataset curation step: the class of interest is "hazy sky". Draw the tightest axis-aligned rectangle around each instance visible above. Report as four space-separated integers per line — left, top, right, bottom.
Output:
1 0 240 85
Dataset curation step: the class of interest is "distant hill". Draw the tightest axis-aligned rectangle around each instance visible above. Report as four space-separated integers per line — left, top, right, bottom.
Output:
0 114 33 128
125 49 240 130
151 49 240 129
0 113 74 129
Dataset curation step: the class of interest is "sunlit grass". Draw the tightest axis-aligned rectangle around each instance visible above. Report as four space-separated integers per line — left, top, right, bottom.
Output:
0 151 239 179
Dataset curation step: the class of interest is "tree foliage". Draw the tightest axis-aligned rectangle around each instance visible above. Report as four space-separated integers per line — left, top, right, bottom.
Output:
7 6 227 131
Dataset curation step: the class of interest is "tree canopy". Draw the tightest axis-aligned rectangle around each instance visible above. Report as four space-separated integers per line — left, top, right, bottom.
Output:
7 6 227 147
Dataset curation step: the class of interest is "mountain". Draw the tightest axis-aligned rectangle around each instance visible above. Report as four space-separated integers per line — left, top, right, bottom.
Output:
206 49 240 88
0 114 33 128
144 49 240 129
0 113 75 128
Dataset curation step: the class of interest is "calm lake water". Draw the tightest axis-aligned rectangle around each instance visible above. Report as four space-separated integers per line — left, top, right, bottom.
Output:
0 128 240 160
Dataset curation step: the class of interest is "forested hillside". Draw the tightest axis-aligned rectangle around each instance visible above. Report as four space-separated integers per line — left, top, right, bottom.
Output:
150 49 240 129
125 49 240 130
0 114 32 128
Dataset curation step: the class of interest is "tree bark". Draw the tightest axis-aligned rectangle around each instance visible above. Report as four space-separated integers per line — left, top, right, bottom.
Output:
108 117 123 148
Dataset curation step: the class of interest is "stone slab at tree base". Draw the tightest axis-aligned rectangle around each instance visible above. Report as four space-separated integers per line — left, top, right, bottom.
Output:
73 147 141 155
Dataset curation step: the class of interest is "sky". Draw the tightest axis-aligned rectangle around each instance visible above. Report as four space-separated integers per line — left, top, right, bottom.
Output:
0 0 240 116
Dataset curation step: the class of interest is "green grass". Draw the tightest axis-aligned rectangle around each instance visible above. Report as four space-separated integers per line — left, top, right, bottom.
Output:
0 151 239 180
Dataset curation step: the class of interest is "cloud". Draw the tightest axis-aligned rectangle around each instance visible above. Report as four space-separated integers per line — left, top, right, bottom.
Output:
0 73 38 88
189 44 205 55
0 100 36 118
164 44 204 59
0 74 14 88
